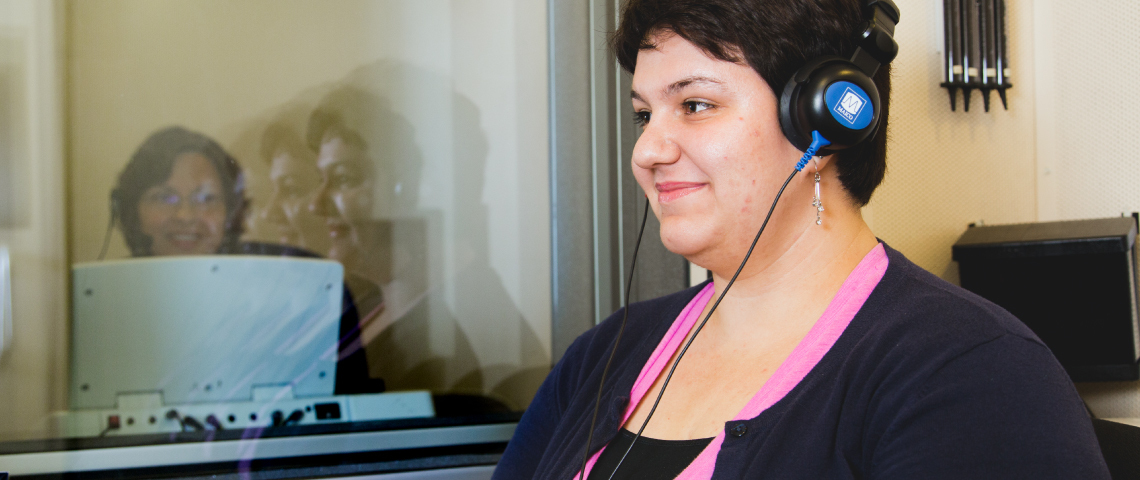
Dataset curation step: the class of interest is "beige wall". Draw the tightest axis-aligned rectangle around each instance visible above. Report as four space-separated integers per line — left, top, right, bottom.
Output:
0 0 68 439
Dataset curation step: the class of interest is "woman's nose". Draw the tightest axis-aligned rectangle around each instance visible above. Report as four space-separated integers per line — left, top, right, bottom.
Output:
173 200 196 221
261 193 289 224
308 183 337 217
631 120 681 170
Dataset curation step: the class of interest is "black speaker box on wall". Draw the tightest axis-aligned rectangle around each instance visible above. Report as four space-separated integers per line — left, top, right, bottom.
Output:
952 214 1140 382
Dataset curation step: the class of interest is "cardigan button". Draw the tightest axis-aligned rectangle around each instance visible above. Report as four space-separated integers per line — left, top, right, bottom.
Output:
729 423 747 437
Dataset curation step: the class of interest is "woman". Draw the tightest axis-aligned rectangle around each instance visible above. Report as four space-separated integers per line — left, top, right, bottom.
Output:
303 86 424 289
114 126 246 257
255 121 329 254
304 86 458 393
494 0 1108 478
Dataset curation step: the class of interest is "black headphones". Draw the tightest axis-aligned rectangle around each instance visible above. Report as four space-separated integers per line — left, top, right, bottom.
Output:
779 0 900 156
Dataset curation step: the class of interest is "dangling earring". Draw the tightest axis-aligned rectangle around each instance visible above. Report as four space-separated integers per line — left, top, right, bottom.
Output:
812 161 824 226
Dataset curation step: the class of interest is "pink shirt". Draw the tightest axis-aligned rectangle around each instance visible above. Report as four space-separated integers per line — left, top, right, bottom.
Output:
577 243 889 479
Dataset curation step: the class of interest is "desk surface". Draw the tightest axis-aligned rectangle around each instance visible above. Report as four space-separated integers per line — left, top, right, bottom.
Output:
1104 418 1140 428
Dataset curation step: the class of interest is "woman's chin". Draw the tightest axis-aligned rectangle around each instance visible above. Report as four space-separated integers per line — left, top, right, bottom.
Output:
658 211 707 240
153 243 217 257
659 228 712 260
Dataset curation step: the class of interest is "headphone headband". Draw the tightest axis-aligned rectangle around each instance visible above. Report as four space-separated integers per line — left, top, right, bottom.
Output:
851 0 900 77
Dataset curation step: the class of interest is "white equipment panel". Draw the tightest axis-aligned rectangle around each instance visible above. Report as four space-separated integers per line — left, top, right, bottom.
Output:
70 256 343 409
54 389 435 438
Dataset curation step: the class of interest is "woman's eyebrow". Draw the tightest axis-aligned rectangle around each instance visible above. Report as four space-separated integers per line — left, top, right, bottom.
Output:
631 75 726 102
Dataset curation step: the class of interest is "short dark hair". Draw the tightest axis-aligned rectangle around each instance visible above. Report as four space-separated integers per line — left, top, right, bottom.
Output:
115 126 248 256
305 108 369 155
260 121 313 166
305 85 424 217
613 0 890 205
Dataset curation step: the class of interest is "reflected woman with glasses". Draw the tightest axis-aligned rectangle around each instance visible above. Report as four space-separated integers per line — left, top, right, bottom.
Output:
114 126 247 257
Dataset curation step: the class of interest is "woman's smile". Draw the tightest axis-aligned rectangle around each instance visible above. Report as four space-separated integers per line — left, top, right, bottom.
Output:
655 181 706 203
166 230 207 249
325 219 352 239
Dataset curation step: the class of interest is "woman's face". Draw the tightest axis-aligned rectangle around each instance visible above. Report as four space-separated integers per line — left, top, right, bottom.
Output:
630 33 802 268
260 149 328 252
309 135 375 264
138 152 227 256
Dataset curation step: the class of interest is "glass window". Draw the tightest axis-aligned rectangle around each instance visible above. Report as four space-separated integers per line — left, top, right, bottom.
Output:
0 0 553 474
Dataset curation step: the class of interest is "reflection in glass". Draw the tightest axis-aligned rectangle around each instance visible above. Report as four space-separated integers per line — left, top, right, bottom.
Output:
306 87 417 289
255 121 328 254
300 81 456 397
2 2 552 471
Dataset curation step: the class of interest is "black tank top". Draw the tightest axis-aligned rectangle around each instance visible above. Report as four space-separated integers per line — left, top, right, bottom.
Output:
586 428 714 480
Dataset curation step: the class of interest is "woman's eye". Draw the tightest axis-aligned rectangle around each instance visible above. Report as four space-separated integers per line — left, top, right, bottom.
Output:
632 110 651 127
191 192 221 206
684 101 713 114
278 185 300 197
277 176 305 197
332 174 358 189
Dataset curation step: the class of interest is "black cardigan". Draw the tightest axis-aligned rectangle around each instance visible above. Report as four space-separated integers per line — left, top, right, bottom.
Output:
494 244 1109 479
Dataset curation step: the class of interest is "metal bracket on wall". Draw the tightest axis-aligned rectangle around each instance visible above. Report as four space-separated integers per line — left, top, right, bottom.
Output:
941 0 1012 112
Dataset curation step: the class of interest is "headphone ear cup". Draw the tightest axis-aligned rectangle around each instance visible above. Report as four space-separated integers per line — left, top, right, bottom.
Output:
779 57 881 155
780 56 835 152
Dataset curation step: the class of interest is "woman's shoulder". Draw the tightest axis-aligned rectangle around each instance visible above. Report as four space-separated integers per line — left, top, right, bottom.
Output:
831 244 1064 397
864 244 1046 349
820 246 1106 478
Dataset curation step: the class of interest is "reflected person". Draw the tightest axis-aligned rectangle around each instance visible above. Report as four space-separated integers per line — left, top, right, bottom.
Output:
255 122 329 254
305 93 424 327
307 122 383 276
113 126 247 257
305 116 387 328
304 87 449 393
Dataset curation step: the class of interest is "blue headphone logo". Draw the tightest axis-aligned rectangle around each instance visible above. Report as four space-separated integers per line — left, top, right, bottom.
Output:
825 81 874 130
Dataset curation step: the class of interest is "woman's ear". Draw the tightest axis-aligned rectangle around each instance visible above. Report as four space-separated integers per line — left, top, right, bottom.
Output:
800 153 835 180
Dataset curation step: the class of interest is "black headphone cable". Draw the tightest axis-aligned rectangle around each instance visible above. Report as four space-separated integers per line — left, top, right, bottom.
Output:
602 167 797 480
581 133 828 480
97 208 116 261
577 197 651 480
